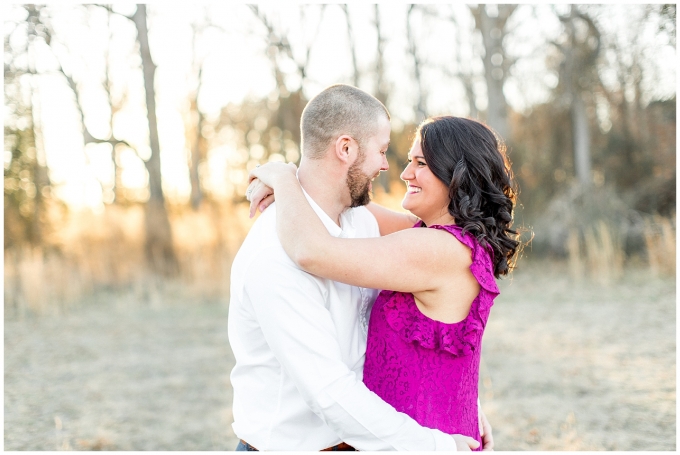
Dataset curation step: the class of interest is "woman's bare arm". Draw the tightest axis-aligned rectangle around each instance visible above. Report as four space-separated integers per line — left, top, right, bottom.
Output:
366 202 419 236
246 178 417 234
249 163 471 294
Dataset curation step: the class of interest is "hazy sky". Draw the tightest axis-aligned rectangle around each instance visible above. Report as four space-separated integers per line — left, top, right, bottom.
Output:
6 4 676 211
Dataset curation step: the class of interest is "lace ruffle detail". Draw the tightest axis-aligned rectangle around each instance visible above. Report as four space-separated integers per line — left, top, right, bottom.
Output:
381 290 482 357
379 222 500 357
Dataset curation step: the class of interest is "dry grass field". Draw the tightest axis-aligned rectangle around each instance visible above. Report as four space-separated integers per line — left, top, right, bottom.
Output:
4 293 238 450
4 198 676 450
482 261 675 451
4 259 675 450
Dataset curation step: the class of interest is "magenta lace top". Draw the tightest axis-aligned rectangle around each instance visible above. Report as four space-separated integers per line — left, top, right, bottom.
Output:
362 223 500 449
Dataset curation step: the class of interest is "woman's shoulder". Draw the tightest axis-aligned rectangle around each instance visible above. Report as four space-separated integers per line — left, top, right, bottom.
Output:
412 222 476 262
421 222 500 295
421 222 473 247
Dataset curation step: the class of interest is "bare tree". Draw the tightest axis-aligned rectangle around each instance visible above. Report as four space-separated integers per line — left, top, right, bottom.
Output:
43 4 178 273
656 4 676 47
72 9 132 204
247 5 325 146
102 13 129 204
186 20 207 210
553 6 601 188
415 5 480 119
46 7 133 204
4 6 52 247
591 4 674 189
8 6 50 246
373 5 389 106
341 5 359 87
17 5 141 241
453 14 479 119
131 4 179 275
182 12 230 210
469 5 517 140
611 41 645 185
406 5 427 122
373 5 394 193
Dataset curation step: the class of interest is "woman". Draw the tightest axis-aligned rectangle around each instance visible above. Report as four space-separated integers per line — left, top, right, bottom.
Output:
249 116 519 450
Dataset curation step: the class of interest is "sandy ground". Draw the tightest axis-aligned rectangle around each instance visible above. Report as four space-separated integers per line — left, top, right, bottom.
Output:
481 262 676 451
4 295 238 451
4 262 675 450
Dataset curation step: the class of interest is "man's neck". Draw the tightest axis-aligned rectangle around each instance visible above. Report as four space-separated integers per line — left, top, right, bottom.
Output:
298 158 350 227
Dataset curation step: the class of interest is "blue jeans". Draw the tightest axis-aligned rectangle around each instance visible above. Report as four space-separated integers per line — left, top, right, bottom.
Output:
235 440 355 451
235 440 258 451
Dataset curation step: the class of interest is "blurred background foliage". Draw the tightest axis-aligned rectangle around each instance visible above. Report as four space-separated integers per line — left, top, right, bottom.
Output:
4 4 676 314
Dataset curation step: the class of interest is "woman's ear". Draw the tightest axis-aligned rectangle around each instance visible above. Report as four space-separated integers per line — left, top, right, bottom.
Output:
334 134 358 164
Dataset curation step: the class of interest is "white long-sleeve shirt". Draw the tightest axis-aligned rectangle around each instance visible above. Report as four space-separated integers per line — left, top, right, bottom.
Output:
228 192 457 451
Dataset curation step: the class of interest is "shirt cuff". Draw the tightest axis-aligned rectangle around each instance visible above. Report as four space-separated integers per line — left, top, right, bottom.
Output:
432 429 457 451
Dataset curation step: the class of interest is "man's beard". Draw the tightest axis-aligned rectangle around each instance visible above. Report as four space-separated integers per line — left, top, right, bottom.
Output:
346 150 373 208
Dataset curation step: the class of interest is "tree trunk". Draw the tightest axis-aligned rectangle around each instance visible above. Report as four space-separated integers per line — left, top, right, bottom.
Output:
188 24 206 211
342 5 359 87
112 144 124 203
407 5 427 123
571 94 592 187
189 98 204 210
373 5 388 106
463 78 478 119
456 18 478 119
133 4 178 276
557 6 600 188
470 5 516 140
30 89 50 246
439 7 478 119
373 5 392 193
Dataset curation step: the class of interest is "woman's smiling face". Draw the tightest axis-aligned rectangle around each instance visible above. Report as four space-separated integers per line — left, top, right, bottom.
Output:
400 138 453 225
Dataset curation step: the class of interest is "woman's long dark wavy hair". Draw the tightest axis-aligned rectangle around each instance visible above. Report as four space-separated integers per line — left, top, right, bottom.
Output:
418 116 519 278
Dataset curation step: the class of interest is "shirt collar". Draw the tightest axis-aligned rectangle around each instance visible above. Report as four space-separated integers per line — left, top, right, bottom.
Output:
299 179 356 239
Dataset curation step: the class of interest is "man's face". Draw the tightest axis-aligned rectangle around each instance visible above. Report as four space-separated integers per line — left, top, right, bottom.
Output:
346 115 391 207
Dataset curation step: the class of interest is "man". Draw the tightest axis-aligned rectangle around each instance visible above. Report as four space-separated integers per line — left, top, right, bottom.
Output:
228 84 490 451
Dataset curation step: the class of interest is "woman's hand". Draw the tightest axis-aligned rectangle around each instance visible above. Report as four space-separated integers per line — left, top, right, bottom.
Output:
452 434 481 451
248 161 297 188
246 178 274 218
246 162 297 218
479 408 494 450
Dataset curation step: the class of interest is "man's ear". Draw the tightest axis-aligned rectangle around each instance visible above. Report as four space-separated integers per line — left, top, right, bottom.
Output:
334 135 358 164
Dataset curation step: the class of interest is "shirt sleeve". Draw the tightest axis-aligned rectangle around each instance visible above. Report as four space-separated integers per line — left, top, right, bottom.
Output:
244 249 457 451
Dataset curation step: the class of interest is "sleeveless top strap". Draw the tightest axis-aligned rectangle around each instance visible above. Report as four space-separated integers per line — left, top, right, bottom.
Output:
379 222 500 357
423 222 500 297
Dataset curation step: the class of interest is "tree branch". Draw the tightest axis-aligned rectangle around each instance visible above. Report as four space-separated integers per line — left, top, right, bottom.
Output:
407 5 427 121
92 4 134 21
341 5 358 86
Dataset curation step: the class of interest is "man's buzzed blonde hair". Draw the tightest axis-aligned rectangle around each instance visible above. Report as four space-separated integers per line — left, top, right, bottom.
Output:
301 84 390 159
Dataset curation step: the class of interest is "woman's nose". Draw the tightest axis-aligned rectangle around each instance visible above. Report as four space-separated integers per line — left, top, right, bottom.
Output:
400 164 413 181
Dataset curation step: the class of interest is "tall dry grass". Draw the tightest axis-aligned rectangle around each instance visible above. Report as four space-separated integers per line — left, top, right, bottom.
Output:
5 186 675 315
567 215 676 284
6 187 413 315
643 214 676 277
567 220 626 285
4 201 255 316
584 220 625 285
